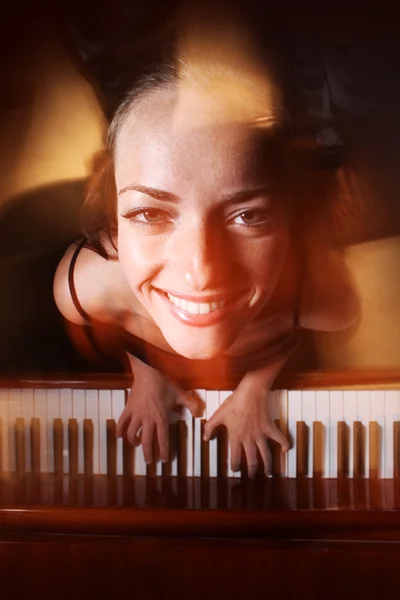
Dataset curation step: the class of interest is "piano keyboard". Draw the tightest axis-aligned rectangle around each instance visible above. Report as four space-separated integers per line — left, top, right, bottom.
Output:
1 383 400 479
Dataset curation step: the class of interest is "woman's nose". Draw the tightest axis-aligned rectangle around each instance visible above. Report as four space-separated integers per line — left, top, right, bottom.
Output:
174 226 231 291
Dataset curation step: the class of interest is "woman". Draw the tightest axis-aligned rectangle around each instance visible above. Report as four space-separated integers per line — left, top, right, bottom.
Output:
54 32 359 477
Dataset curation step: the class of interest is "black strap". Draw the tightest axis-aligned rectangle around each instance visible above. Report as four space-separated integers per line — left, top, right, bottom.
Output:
67 238 116 364
68 238 91 322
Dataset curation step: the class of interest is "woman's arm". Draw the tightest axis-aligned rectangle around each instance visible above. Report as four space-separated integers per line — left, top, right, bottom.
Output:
53 242 123 325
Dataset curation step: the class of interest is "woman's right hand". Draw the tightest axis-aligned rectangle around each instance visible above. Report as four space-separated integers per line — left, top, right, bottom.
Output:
117 357 204 463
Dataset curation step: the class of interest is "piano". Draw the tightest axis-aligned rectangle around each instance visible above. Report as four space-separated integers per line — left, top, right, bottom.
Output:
1 371 400 599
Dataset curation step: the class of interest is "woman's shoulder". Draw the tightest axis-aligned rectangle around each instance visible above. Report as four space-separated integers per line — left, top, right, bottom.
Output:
53 238 131 326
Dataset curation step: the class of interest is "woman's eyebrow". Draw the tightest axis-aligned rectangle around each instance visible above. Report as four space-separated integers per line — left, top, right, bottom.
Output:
118 184 180 203
118 184 271 204
223 186 271 204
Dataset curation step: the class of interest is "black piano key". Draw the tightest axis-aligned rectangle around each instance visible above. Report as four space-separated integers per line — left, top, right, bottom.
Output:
200 419 209 478
313 421 324 478
162 421 178 478
15 418 25 476
83 418 94 477
106 419 117 477
296 421 308 477
217 426 228 478
68 418 79 476
145 434 159 478
369 421 380 479
177 420 187 477
353 420 364 478
53 418 64 475
30 418 41 474
122 437 134 477
337 421 349 478
271 419 281 477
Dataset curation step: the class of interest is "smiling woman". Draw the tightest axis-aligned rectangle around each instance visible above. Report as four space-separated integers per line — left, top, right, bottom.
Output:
53 19 359 477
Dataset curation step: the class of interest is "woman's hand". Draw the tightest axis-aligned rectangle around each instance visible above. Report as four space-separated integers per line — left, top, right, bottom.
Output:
117 358 203 463
203 377 289 478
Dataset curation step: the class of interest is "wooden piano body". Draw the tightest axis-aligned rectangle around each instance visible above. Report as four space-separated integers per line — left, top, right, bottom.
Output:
2 371 400 600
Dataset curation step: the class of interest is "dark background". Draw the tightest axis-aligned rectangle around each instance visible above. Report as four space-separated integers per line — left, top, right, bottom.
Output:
0 0 399 374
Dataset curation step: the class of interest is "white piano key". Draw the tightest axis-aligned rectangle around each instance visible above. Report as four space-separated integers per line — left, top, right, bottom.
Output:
181 398 193 477
169 408 179 478
315 390 330 478
329 390 344 478
21 389 35 473
8 388 22 473
60 388 73 473
206 391 219 478
301 390 316 478
85 390 100 474
72 389 86 474
219 390 237 478
98 390 112 475
371 390 385 478
155 457 163 476
134 445 147 476
357 390 371 478
343 390 358 478
287 390 302 478
193 390 206 478
385 390 399 479
111 389 126 475
34 389 48 473
46 388 60 473
129 388 146 477
0 388 9 472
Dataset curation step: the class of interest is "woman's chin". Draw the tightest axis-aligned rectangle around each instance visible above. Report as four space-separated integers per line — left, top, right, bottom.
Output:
166 336 231 361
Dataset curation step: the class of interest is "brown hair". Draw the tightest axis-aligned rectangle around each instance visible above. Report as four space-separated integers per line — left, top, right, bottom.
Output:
80 61 179 258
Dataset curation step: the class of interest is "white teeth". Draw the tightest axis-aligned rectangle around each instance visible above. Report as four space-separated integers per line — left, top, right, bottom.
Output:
166 293 227 314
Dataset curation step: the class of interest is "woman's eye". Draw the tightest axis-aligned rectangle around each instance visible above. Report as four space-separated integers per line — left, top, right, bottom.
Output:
131 209 171 224
231 209 271 227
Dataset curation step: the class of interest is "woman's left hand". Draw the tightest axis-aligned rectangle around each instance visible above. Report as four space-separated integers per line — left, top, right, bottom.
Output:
203 386 289 478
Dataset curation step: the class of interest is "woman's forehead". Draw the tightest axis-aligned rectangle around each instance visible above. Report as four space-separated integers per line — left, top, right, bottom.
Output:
119 92 280 159
115 121 274 193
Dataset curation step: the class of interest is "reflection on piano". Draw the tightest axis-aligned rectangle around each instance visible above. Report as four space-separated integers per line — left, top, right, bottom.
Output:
2 372 400 599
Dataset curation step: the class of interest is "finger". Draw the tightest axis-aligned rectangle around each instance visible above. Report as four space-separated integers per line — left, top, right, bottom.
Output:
203 406 226 441
116 408 132 438
256 438 272 477
125 418 142 447
178 392 204 418
230 441 242 473
156 422 170 463
266 424 290 452
243 442 258 479
141 424 155 464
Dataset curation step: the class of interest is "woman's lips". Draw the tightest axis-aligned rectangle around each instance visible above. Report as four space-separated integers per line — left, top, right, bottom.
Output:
156 289 246 327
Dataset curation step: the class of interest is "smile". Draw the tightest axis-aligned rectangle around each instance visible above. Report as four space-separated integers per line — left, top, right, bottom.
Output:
156 288 245 328
166 293 228 314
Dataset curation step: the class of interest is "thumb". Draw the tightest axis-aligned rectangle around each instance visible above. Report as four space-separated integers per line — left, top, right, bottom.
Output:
177 391 205 418
203 410 223 441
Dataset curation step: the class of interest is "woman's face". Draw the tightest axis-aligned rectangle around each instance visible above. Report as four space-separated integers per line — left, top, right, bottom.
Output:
115 90 291 359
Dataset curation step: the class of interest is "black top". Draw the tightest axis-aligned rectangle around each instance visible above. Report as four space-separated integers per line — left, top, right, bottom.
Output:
68 238 301 381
